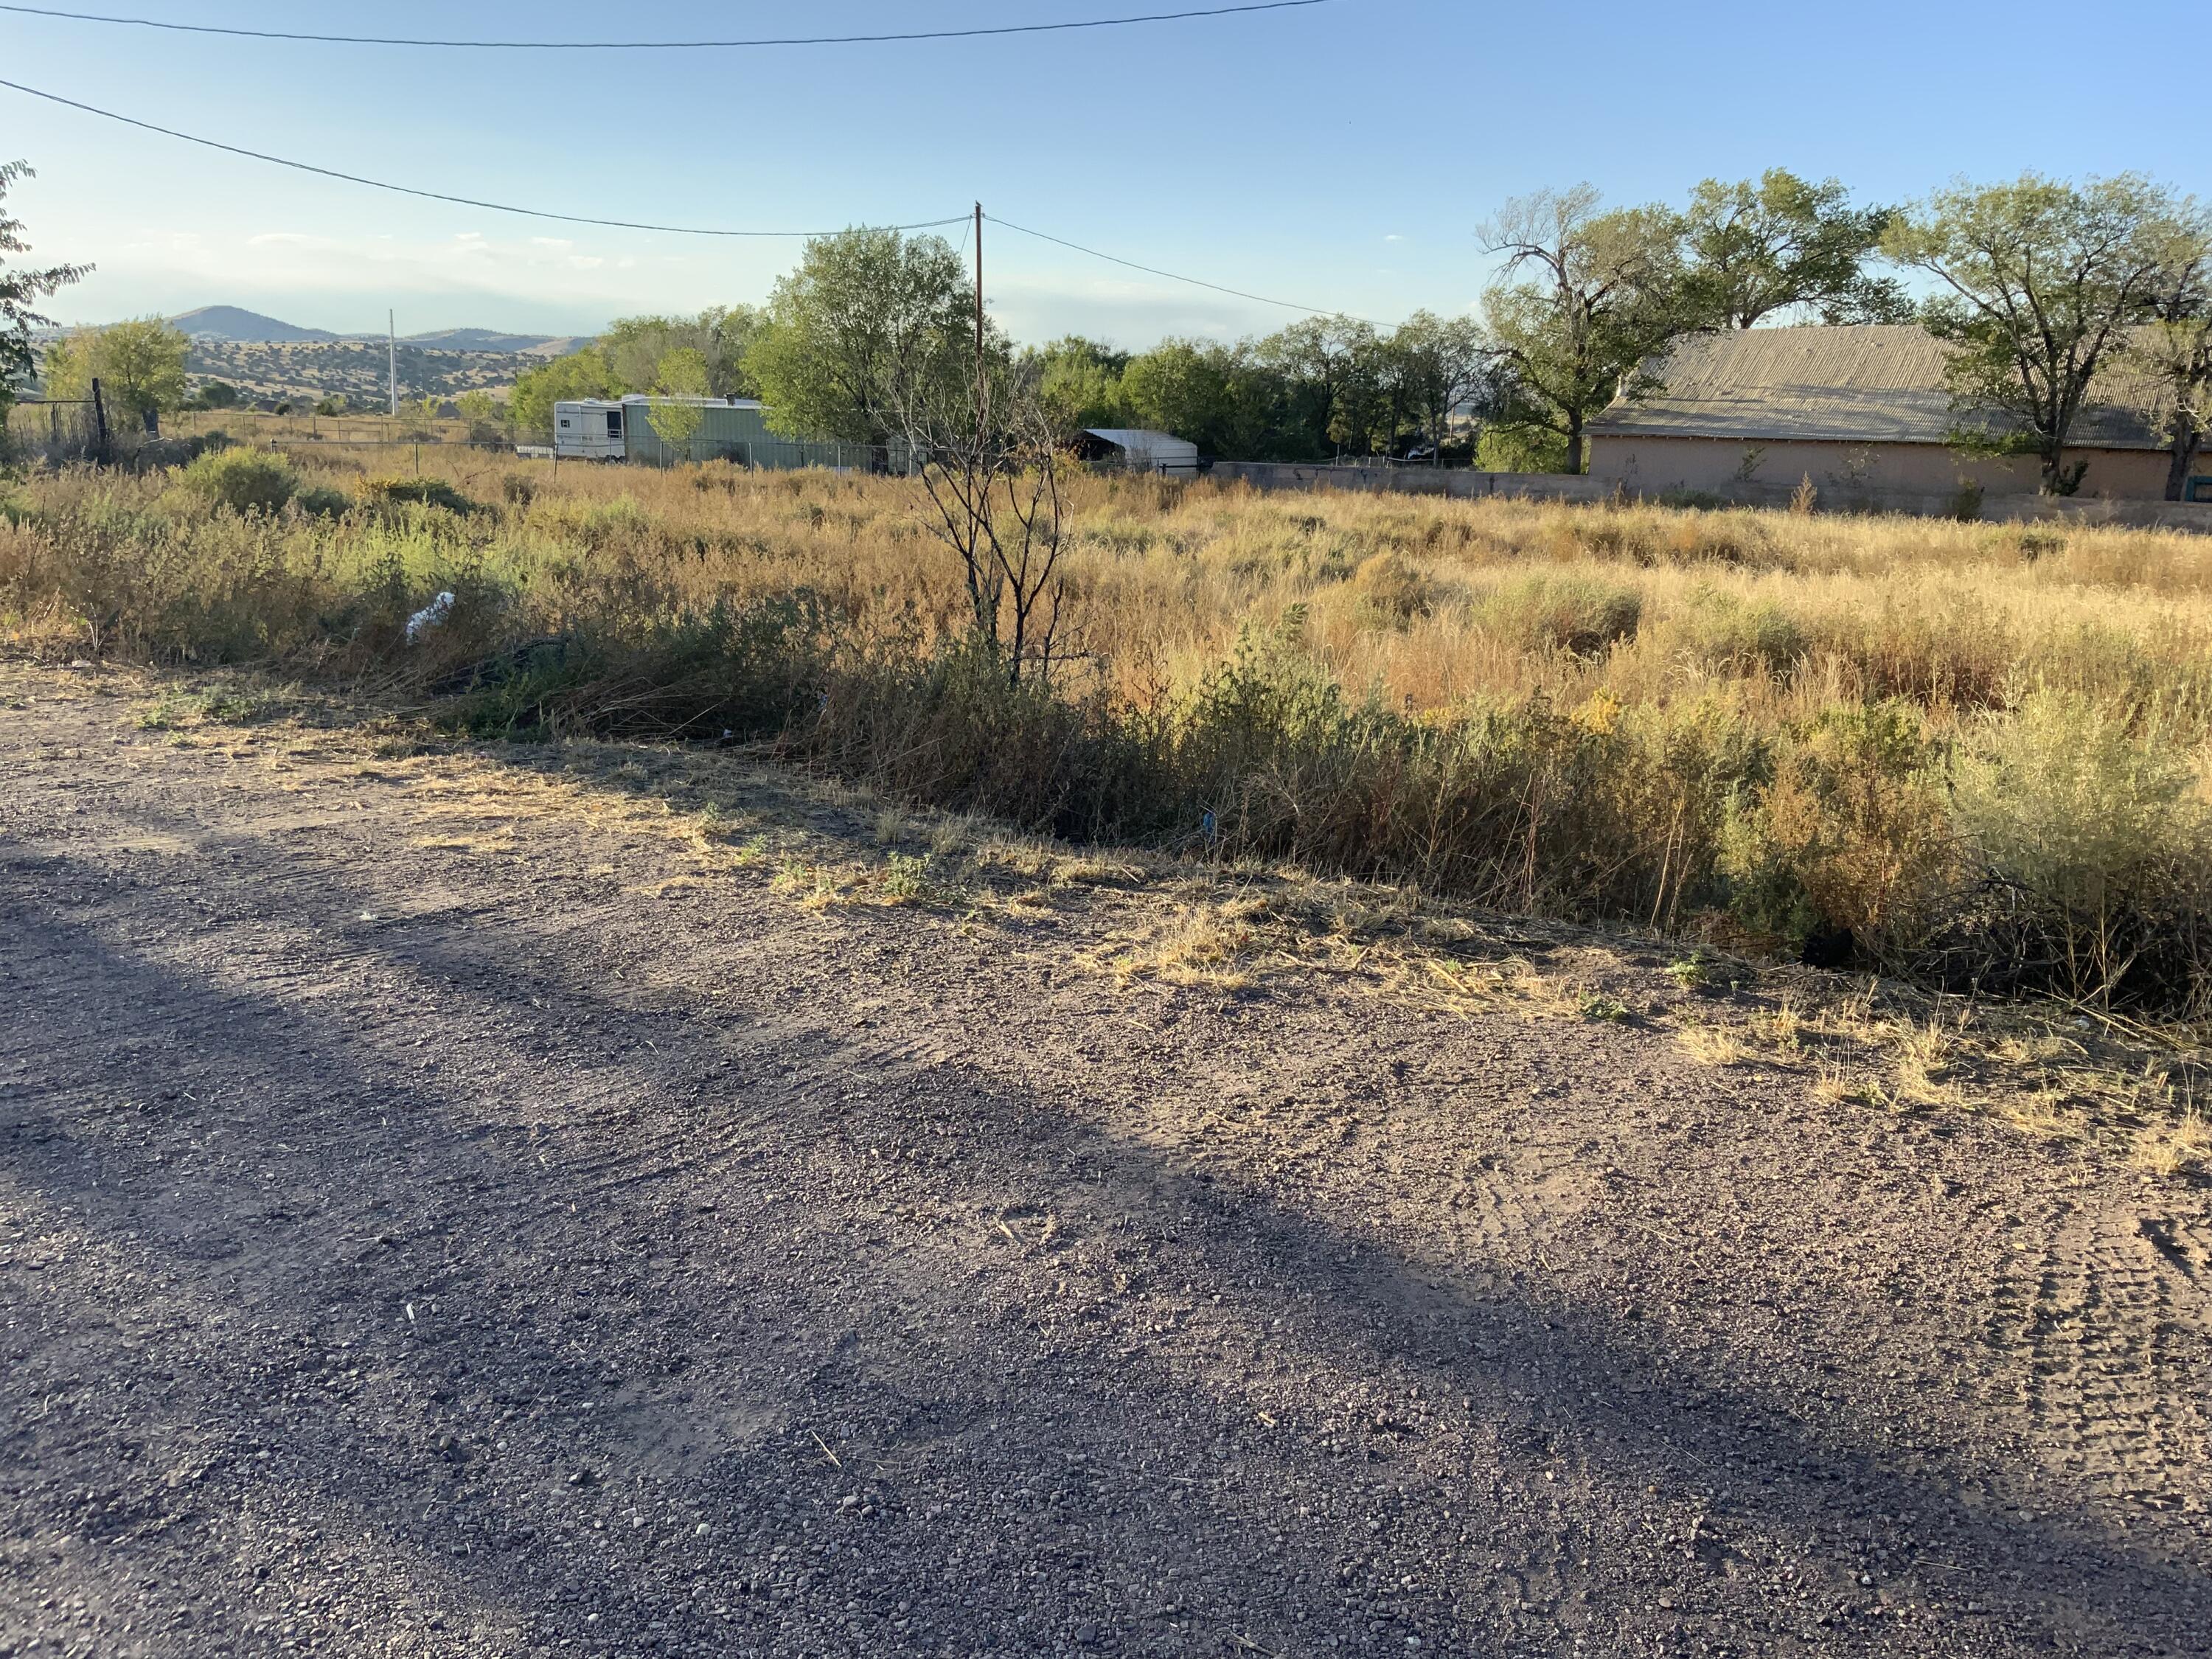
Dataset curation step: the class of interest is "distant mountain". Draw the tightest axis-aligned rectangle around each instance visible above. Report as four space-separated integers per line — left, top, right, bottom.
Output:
161 307 598 355
169 305 339 344
394 326 562 352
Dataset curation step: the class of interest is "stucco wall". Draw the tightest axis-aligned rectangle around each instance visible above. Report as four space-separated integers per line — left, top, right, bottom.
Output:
1587 434 2177 503
1206 462 1612 502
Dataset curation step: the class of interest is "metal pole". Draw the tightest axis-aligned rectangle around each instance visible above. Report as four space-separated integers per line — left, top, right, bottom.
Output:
388 310 397 418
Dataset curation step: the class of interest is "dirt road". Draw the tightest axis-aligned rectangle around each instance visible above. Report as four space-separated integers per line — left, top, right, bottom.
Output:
3 669 2209 1658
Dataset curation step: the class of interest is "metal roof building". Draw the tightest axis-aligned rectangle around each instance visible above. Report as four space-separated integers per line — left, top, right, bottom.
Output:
1076 428 1201 476
1587 324 2188 505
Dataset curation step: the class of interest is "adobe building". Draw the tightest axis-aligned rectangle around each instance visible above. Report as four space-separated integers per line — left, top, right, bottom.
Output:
1586 324 2201 509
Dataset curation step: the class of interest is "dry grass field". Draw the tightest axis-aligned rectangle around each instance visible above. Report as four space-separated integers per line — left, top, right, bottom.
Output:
4 435 2211 1018
8 441 2212 1656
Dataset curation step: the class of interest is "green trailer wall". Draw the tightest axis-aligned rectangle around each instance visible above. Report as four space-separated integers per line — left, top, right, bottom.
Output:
622 401 885 470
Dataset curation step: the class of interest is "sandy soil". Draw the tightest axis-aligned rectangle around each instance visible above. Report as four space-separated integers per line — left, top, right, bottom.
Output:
2 666 2208 1658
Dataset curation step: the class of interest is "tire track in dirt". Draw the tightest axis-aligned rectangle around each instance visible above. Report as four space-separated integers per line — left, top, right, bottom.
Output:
7 673 2212 1656
1991 1203 2212 1517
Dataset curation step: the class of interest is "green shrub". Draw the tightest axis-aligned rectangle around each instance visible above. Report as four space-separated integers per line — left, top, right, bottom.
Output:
1479 574 1643 655
178 448 298 515
293 485 352 518
1952 689 2210 920
364 476 479 515
1717 702 1958 955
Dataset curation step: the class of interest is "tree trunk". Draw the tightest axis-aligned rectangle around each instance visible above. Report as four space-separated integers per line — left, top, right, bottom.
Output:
1565 414 1584 476
2166 429 2202 502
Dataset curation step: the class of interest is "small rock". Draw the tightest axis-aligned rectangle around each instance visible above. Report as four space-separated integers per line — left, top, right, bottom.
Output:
1074 1622 1099 1646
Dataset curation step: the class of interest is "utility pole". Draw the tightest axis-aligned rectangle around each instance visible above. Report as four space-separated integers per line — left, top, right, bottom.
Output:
973 202 985 385
388 309 397 418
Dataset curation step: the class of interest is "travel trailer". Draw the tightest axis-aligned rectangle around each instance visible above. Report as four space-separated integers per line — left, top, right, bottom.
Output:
551 398 627 460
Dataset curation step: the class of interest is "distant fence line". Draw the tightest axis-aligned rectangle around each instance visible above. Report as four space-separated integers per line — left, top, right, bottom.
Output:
1207 460 1613 504
1205 459 2212 530
15 408 2211 533
4 394 113 465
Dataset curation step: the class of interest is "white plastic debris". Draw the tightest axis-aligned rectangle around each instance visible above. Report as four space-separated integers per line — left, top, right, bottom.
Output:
405 591 456 643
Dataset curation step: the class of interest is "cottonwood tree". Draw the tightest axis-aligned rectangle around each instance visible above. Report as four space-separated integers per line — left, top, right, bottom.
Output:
1119 338 1247 455
1481 187 1686 474
2125 215 2212 500
1678 170 1907 328
1388 310 1496 458
642 346 711 460
605 307 761 400
0 161 87 410
1026 335 1133 432
43 316 189 421
1883 174 2188 493
746 228 988 448
509 345 615 436
1256 315 1377 459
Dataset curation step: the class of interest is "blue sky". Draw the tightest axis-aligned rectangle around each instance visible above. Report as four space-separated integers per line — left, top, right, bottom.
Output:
3 1 2203 347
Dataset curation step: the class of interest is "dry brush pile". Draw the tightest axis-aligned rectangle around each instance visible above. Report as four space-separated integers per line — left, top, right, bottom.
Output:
5 444 2212 1015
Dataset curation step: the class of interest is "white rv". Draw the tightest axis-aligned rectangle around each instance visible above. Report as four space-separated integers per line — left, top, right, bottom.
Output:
552 399 627 460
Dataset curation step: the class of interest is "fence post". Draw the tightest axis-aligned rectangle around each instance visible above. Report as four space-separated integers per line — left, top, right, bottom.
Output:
88 378 111 465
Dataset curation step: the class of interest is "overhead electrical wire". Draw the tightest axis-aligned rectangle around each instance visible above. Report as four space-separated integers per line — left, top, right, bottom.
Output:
0 77 968 237
0 0 1324 49
988 214 1365 321
0 77 1366 319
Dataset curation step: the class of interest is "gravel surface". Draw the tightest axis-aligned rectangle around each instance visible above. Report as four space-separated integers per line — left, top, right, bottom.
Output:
2 668 2209 1658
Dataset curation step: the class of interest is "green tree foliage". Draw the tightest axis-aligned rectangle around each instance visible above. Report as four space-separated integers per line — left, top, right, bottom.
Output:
604 306 760 399
1120 338 1245 454
2123 216 2212 500
0 160 88 408
744 228 989 445
1093 313 1493 463
456 388 504 445
1883 174 2192 493
508 344 616 436
1255 316 1371 457
1677 171 1908 328
1389 310 1497 459
1026 335 1132 431
1481 187 1686 473
642 347 711 459
44 316 189 420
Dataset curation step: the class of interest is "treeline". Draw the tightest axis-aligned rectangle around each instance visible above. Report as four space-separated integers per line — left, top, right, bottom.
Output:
507 170 1914 468
18 159 2202 496
504 170 2211 492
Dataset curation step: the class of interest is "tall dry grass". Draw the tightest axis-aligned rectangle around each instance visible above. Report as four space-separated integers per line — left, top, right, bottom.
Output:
5 445 2211 1010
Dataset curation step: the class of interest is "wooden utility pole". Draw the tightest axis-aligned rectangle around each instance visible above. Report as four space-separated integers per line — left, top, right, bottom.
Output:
973 202 985 382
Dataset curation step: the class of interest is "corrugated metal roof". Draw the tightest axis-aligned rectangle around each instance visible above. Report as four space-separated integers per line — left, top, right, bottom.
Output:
1587 324 2166 450
1084 428 1200 456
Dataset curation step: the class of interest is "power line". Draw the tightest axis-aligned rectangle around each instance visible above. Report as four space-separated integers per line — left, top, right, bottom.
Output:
0 77 969 237
989 215 1365 321
0 78 1369 321
0 0 1324 49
